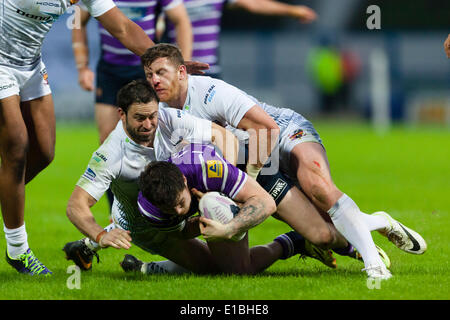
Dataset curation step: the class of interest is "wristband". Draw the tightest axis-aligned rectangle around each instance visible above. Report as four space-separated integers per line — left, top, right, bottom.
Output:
95 230 107 244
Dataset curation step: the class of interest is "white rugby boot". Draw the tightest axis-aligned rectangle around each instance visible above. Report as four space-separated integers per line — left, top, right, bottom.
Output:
372 211 427 255
363 264 392 280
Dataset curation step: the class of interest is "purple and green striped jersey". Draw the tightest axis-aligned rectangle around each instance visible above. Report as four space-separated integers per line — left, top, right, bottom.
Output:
138 143 247 231
166 0 236 76
99 0 181 65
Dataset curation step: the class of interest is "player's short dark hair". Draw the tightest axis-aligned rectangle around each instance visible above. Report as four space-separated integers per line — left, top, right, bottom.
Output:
138 161 186 209
116 79 159 114
141 43 184 69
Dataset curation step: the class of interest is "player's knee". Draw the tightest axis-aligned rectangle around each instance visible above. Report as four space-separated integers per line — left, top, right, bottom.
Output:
312 227 335 249
1 134 29 169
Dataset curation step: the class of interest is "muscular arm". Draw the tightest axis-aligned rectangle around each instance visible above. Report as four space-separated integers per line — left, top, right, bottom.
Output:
66 186 131 249
238 105 280 176
211 123 239 166
96 7 155 56
165 3 193 61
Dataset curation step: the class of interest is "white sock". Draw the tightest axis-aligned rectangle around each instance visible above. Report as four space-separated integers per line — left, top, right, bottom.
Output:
359 211 389 231
143 260 190 275
327 194 384 268
4 223 29 259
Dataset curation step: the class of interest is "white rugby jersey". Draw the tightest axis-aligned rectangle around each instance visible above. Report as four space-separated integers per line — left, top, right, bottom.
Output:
76 107 211 233
160 75 296 140
0 0 115 66
160 75 256 128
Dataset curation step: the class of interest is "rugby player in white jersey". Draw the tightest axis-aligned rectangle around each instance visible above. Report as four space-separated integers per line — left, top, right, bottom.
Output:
0 0 206 276
140 44 428 280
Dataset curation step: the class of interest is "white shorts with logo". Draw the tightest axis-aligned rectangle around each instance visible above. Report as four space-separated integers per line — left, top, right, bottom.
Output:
0 59 51 101
276 113 323 178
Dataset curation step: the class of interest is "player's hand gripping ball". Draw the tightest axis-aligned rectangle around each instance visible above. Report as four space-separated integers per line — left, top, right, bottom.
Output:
198 192 246 241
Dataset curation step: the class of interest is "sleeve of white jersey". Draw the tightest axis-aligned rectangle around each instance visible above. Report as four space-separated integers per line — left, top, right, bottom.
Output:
208 80 257 128
81 0 116 17
161 108 212 144
75 146 117 201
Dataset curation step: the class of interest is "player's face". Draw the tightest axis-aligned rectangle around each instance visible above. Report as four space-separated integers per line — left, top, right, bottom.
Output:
173 187 192 216
122 101 158 146
160 187 192 216
144 58 183 103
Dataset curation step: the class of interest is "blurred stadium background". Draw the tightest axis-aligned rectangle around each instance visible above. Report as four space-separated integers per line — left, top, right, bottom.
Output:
43 0 450 127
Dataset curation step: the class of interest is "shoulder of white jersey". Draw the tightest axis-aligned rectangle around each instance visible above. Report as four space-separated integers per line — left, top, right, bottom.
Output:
80 0 116 17
158 107 186 123
87 123 125 167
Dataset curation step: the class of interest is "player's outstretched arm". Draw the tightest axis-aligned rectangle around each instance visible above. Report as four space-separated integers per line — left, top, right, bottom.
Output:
96 7 155 57
233 0 317 24
66 186 131 249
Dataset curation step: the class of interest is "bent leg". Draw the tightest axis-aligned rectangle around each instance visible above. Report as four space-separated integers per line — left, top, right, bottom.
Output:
290 142 385 269
21 94 55 184
207 233 283 275
275 186 348 250
0 95 29 229
156 237 220 274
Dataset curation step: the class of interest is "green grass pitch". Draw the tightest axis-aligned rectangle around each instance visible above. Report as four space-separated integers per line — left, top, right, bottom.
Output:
0 120 448 300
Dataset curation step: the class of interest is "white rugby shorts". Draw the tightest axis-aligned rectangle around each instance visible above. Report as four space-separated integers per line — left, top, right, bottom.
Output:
0 59 52 101
277 113 324 176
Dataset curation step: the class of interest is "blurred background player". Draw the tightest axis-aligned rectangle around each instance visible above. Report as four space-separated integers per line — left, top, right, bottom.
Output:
72 0 193 210
156 0 317 78
444 34 450 58
0 0 161 276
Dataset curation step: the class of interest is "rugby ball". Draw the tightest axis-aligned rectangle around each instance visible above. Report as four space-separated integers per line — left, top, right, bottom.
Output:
198 192 246 241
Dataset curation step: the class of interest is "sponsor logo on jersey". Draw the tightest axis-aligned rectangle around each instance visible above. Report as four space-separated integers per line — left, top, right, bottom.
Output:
82 168 97 181
203 85 216 104
36 1 61 8
289 129 306 140
15 9 56 23
94 152 107 162
0 83 15 91
207 160 223 178
268 178 288 201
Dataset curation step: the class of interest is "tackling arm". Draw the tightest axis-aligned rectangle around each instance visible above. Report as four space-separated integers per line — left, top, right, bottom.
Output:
66 186 131 249
211 123 239 166
238 105 280 178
